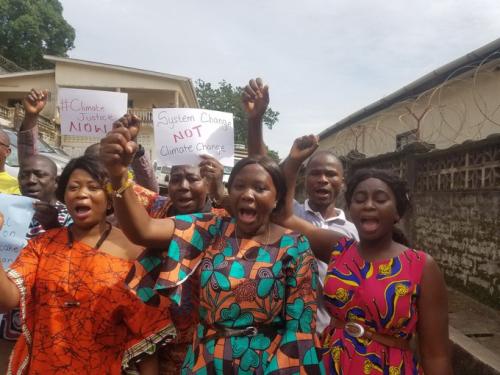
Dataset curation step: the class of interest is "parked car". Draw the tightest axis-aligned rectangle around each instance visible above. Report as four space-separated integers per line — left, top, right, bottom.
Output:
157 165 171 187
3 128 71 177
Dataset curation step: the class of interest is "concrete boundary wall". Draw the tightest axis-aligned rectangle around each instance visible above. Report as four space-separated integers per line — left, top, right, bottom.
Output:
345 135 500 308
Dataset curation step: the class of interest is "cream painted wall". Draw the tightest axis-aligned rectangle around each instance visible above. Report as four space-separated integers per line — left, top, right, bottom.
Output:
127 90 176 108
0 73 57 117
54 63 194 107
319 65 500 157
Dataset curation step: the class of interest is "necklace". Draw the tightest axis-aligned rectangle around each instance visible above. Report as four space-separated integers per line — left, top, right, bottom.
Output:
233 225 271 260
63 222 113 308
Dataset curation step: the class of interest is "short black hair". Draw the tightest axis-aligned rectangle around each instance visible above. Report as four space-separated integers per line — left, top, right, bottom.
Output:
227 156 287 211
56 155 109 204
305 150 344 175
345 168 410 217
20 155 57 176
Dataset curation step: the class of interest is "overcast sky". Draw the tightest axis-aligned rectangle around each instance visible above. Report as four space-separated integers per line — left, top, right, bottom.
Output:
60 0 500 157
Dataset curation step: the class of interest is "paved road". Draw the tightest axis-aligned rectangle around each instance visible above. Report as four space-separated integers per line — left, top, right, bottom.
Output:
448 287 500 355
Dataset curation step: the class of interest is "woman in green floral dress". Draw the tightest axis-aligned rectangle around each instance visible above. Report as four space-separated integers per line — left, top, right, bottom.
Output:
100 122 324 374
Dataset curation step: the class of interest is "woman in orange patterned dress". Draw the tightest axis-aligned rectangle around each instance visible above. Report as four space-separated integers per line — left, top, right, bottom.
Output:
0 155 174 374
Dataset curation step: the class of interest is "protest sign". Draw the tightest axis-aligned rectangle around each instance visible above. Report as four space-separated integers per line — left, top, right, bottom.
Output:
0 194 35 269
59 88 127 137
153 108 234 167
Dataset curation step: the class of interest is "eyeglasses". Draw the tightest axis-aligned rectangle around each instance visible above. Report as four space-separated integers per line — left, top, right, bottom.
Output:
0 141 10 148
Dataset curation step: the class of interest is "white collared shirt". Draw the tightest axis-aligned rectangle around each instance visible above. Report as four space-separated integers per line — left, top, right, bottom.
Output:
293 199 359 334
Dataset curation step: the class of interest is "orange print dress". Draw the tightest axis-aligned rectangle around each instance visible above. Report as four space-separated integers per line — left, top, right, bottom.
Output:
6 228 175 375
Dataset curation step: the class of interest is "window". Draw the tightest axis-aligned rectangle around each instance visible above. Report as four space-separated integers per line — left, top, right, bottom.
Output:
7 98 22 107
396 129 418 151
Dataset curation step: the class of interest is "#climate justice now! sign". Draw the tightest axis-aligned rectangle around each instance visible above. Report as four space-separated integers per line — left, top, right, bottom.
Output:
59 88 127 137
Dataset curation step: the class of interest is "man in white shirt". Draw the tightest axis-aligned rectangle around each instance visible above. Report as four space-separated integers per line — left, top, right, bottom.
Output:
292 150 359 334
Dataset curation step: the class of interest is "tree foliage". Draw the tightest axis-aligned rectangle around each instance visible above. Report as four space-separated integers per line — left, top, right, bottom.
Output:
195 79 280 159
0 0 75 70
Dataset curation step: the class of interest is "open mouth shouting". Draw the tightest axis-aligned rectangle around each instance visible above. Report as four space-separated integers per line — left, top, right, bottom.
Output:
73 203 92 220
238 206 258 225
359 216 380 234
313 187 331 200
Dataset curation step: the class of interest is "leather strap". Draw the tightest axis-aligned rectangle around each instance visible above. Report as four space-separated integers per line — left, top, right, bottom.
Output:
201 323 283 343
333 320 410 351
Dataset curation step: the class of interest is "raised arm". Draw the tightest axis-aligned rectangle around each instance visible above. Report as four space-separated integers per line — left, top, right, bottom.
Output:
113 113 159 192
242 78 269 157
100 115 174 248
0 213 20 312
278 135 343 263
199 154 226 205
18 89 48 160
417 255 453 375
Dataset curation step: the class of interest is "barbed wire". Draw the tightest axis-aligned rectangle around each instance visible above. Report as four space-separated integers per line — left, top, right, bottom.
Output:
325 53 500 157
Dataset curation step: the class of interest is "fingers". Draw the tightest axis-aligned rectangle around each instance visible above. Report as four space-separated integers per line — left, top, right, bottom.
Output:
100 128 136 166
247 78 266 99
199 155 223 180
199 154 223 167
113 114 141 140
102 128 131 149
33 202 57 216
26 89 46 104
296 134 319 149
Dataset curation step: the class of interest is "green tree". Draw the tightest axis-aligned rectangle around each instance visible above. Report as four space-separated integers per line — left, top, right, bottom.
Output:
195 79 280 159
266 147 280 163
0 0 75 70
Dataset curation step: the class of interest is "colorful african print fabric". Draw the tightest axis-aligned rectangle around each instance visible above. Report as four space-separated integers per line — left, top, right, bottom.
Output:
127 213 325 374
6 228 175 374
144 195 228 374
1 201 72 341
321 237 425 375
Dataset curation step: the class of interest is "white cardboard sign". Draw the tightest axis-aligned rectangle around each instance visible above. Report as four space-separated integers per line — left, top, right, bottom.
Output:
59 88 128 137
153 108 234 167
0 194 35 269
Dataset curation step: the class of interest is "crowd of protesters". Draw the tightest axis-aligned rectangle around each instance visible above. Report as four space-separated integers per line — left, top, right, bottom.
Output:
0 80 453 374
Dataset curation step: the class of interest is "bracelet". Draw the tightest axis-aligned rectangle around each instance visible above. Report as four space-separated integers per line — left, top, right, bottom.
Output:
211 188 229 208
105 179 134 198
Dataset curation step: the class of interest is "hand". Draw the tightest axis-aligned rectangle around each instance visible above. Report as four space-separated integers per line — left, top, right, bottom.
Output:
0 212 4 230
242 78 269 120
113 114 141 142
33 201 61 230
288 134 319 164
199 155 224 196
100 118 138 183
23 89 48 116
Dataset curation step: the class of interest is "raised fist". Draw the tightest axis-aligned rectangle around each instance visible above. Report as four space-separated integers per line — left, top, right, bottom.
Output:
242 78 269 120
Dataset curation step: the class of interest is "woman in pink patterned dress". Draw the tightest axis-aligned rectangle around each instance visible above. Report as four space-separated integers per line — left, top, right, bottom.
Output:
282 135 453 375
